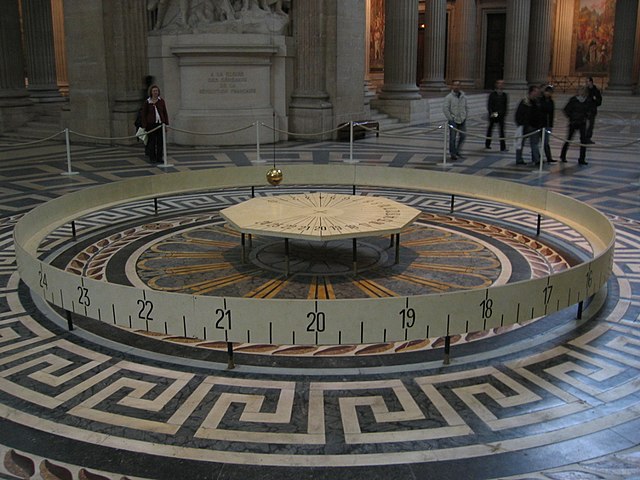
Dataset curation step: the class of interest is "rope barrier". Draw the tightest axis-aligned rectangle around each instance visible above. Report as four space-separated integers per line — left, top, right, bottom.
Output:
448 123 544 142
0 130 65 147
374 124 444 140
547 130 640 149
68 129 152 141
166 123 254 136
260 122 342 138
1 116 637 171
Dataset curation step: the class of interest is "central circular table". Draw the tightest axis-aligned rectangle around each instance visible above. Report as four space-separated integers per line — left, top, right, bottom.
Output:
220 192 421 274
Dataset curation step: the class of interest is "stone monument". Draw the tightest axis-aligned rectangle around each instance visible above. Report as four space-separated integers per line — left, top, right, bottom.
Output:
147 0 293 146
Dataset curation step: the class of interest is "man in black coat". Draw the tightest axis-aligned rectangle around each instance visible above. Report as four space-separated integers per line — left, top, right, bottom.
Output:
515 85 543 165
560 86 590 165
539 85 556 163
485 79 508 151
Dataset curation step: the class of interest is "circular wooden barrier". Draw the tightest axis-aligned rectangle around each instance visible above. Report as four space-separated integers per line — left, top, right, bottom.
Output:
14 165 615 346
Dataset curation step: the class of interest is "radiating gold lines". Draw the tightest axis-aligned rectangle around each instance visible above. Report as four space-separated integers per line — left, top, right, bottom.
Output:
148 269 263 294
246 277 290 298
139 262 234 276
412 258 501 272
393 272 492 291
352 278 398 298
308 276 336 299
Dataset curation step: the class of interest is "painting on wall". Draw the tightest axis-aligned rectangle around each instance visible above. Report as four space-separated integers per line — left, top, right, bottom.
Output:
574 0 616 74
369 0 385 72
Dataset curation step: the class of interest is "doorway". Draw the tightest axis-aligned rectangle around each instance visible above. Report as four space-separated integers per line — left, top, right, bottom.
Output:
484 13 506 89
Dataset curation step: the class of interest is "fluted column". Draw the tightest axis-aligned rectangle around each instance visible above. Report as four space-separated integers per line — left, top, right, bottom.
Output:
103 1 149 139
420 0 448 92
608 0 639 94
0 0 32 131
289 0 333 136
0 1 30 105
503 0 531 90
363 0 377 106
551 0 574 77
291 0 329 105
378 0 421 99
452 0 477 88
51 0 69 95
527 0 554 85
21 0 64 102
371 0 426 123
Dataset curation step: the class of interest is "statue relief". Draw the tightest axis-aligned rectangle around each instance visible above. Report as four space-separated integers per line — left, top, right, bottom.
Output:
147 0 290 34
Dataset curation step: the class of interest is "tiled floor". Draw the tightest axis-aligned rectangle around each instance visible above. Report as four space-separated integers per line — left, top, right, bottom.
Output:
0 108 638 479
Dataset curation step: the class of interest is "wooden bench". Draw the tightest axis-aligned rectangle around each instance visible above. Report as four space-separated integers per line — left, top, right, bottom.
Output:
336 120 380 141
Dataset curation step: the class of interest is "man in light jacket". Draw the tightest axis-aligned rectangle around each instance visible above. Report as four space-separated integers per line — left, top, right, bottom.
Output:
443 80 468 160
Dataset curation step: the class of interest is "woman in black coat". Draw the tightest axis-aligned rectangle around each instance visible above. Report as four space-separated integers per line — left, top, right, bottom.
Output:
141 85 169 163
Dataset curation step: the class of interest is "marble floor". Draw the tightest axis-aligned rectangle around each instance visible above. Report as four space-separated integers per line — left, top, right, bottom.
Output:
0 109 638 480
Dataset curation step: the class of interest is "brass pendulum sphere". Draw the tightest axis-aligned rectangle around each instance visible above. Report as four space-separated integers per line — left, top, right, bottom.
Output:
266 167 283 186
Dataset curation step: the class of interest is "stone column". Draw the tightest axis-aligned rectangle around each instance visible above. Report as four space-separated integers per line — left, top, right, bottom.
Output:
527 0 554 85
51 0 69 95
551 0 574 77
363 0 377 109
289 0 333 137
503 0 531 91
64 0 111 139
372 0 426 123
452 0 477 88
608 0 639 95
104 1 149 139
330 1 367 124
21 0 64 103
420 0 448 92
0 0 32 132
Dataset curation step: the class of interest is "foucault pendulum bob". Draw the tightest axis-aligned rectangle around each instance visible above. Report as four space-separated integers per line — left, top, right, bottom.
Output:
266 111 283 186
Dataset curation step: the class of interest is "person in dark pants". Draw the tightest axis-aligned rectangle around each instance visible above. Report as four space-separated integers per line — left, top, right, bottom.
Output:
515 85 543 165
585 76 602 143
443 80 467 160
560 86 590 165
485 79 508 151
539 85 556 163
141 84 169 164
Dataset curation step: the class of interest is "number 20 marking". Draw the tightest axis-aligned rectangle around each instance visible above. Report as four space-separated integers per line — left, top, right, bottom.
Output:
306 311 326 332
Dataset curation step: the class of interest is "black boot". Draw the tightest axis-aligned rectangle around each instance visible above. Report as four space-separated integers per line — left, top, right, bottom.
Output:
544 144 556 163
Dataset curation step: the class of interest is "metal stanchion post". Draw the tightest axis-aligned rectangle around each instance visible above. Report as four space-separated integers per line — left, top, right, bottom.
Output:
61 128 79 176
160 124 172 168
344 121 358 164
443 335 451 365
254 121 265 164
226 342 235 369
440 123 448 166
350 121 354 163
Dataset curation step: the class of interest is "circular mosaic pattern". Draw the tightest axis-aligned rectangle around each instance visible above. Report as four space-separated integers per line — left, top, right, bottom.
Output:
46 191 577 359
250 239 388 276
